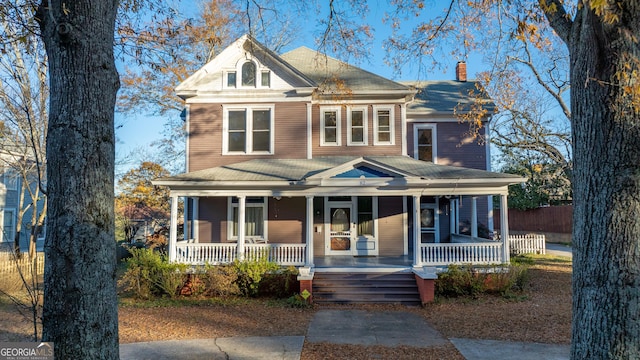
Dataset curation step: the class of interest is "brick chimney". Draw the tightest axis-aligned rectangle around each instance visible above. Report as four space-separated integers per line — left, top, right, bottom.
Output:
456 61 467 82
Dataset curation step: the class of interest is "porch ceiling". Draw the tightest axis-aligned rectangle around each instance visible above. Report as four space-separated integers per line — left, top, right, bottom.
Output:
153 156 525 196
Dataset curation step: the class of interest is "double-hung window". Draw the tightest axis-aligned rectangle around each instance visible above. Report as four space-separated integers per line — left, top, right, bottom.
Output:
228 197 267 241
414 124 437 162
373 106 395 145
2 209 15 242
320 106 341 146
347 107 368 146
223 105 274 154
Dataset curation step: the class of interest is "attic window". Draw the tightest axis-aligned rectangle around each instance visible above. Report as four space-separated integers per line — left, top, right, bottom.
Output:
261 71 270 87
227 72 236 88
242 62 256 86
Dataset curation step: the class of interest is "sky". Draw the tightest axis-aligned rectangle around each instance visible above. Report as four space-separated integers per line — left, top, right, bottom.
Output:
114 1 488 175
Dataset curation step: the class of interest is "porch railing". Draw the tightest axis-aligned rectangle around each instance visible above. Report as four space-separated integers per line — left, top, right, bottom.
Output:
420 242 504 266
174 242 306 266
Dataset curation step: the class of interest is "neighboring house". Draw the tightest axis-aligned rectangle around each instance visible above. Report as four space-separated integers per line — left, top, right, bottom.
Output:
0 163 46 253
154 35 525 303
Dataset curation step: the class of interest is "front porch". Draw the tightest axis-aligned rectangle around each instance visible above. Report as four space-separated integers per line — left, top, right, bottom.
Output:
172 239 508 268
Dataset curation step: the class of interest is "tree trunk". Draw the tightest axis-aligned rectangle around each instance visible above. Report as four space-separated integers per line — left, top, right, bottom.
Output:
546 3 640 358
37 1 120 359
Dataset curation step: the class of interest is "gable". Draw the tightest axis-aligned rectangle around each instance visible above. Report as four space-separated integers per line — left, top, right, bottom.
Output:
176 35 315 99
333 165 395 179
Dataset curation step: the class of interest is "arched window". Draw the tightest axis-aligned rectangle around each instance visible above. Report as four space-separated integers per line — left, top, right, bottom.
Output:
241 62 256 86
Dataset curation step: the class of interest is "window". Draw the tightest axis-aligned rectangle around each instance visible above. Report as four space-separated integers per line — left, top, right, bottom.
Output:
413 124 437 163
228 197 267 241
347 107 368 145
321 107 341 146
223 105 274 154
261 71 270 87
373 106 395 145
1 169 18 191
241 62 256 86
1 209 15 242
357 197 373 236
227 72 236 88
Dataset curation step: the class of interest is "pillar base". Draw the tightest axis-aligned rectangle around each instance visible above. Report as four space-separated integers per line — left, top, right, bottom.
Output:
414 275 435 305
413 267 438 305
298 278 313 304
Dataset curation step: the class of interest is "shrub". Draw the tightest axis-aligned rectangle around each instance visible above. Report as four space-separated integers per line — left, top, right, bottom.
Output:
199 264 239 297
258 266 299 298
233 256 280 297
435 264 530 299
286 293 311 308
119 248 187 299
435 265 485 298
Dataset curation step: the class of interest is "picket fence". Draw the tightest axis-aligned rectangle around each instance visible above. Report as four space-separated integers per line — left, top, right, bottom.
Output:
0 252 45 276
509 234 546 255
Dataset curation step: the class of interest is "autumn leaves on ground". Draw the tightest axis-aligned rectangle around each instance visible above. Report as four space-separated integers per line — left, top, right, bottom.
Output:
0 255 571 359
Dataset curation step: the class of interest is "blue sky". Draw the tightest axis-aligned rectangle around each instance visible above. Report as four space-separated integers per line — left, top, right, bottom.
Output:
114 1 488 174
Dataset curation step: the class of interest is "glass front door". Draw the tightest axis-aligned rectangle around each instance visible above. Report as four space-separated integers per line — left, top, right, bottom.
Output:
326 203 354 255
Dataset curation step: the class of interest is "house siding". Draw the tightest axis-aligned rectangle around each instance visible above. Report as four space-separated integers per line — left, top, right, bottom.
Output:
188 102 308 171
377 196 404 256
267 197 304 244
407 121 487 170
312 104 403 157
198 197 226 243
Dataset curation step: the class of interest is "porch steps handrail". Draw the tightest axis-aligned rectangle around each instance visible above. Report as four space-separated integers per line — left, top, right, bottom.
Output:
174 242 306 266
420 242 503 266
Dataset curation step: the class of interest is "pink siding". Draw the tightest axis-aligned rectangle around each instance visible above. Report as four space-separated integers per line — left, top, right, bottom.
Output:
407 122 487 170
198 197 226 243
268 197 305 244
377 197 405 256
311 104 403 157
188 102 308 171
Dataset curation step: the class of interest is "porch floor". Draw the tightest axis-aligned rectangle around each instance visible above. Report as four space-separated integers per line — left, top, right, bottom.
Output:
313 255 414 273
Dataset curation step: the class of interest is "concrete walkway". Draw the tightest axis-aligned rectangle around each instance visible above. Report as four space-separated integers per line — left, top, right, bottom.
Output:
120 336 305 360
546 243 573 259
120 309 571 359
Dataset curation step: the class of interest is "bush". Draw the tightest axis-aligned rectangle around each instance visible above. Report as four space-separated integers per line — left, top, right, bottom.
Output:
258 266 299 298
435 264 530 299
199 264 239 297
119 248 187 299
233 256 280 297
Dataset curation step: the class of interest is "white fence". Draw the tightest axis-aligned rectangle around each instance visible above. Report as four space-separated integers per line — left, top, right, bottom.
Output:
175 242 307 266
509 234 546 255
0 252 45 276
420 242 504 266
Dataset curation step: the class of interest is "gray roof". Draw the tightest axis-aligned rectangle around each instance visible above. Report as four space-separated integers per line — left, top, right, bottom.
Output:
281 47 413 94
158 156 522 184
402 80 496 114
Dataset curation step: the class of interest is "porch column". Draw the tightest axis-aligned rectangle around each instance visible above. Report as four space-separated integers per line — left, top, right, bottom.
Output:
412 195 421 267
237 195 246 261
471 196 478 238
168 194 179 262
305 196 314 267
449 198 456 236
500 194 510 263
193 197 199 242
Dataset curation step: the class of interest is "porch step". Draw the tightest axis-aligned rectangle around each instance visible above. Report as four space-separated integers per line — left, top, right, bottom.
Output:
312 272 421 305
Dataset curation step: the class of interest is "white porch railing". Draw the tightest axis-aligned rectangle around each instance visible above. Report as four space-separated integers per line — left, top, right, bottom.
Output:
174 242 307 266
508 234 546 255
420 242 504 266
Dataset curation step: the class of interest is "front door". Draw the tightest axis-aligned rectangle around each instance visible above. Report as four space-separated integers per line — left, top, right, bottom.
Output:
325 202 354 255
